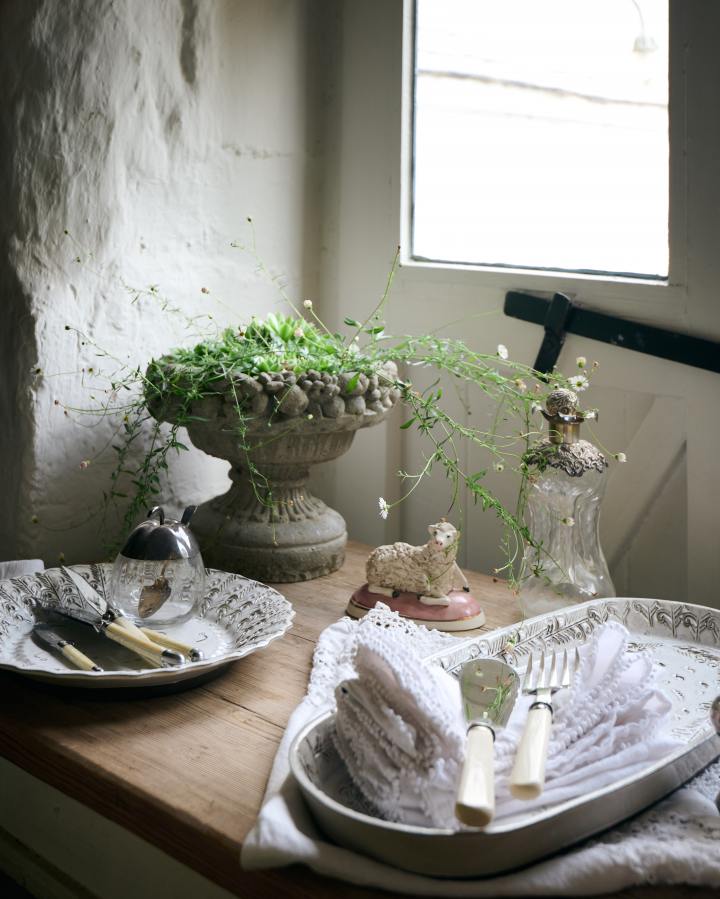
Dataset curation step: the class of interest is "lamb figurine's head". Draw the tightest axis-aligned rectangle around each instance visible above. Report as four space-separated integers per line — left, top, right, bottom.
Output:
427 520 458 551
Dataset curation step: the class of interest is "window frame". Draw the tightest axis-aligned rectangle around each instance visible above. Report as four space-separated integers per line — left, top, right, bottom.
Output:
399 0 687 318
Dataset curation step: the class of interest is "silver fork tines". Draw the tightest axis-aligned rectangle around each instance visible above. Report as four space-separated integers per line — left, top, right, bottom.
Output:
560 649 570 688
522 648 577 695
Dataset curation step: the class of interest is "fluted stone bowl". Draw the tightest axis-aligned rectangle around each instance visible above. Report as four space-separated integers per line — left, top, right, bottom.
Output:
149 362 399 582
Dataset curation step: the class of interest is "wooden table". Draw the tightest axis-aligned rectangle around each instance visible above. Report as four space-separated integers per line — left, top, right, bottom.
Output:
0 543 714 898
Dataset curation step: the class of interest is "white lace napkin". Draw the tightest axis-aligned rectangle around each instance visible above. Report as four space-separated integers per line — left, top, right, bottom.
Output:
333 618 681 828
242 604 720 894
333 626 465 827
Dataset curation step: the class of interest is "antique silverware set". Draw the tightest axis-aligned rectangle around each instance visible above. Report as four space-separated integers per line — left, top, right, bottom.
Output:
32 565 203 672
456 648 579 826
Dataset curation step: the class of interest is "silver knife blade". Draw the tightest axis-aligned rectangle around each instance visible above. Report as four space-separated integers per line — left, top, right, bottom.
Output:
59 566 110 621
33 624 73 652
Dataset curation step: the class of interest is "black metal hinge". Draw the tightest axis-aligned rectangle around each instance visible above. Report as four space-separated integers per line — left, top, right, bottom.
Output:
504 290 720 376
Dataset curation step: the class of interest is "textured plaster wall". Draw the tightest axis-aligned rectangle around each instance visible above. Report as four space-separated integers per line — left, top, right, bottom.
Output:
0 0 331 563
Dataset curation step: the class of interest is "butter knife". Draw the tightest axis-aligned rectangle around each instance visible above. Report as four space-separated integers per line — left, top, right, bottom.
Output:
33 624 102 672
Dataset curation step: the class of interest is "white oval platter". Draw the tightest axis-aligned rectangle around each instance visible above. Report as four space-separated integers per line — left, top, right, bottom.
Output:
0 564 294 688
290 596 720 878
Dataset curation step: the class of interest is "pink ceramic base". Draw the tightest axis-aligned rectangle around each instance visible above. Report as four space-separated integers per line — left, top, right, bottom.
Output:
346 583 486 632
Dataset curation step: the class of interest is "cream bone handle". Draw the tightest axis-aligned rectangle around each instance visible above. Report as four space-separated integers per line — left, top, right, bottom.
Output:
103 620 184 667
109 616 166 668
113 616 200 662
138 628 203 661
510 702 553 800
455 723 495 827
60 641 102 672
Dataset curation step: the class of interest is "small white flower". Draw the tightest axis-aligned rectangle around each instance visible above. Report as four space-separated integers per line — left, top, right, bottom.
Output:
576 356 587 369
569 374 589 392
79 459 91 470
378 497 389 520
293 327 304 339
303 299 313 309
514 378 527 392
616 452 627 463
497 344 509 360
493 461 505 472
561 516 575 527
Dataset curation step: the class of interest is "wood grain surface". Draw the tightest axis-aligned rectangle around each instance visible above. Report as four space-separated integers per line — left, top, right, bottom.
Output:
0 542 715 899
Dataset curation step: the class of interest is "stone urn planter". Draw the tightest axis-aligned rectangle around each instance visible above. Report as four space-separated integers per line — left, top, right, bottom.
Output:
149 363 400 583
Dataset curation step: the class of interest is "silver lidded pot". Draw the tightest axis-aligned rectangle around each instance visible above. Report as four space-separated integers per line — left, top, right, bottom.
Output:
518 388 615 617
110 506 206 627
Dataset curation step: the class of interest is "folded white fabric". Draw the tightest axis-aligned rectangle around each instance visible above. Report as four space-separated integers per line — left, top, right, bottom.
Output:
242 604 720 895
333 624 465 827
0 559 44 580
333 619 681 828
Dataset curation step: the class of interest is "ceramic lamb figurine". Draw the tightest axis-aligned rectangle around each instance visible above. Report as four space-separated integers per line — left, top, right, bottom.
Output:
365 521 470 606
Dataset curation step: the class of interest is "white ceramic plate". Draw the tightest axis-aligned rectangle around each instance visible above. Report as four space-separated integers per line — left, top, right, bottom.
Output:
290 597 720 877
0 564 294 688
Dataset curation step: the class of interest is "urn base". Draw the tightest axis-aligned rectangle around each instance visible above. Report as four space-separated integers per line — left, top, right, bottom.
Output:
192 482 348 583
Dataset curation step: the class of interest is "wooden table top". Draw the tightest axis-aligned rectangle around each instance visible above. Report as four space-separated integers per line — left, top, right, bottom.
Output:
0 543 714 899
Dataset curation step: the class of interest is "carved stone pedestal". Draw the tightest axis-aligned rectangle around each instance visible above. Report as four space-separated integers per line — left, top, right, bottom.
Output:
191 431 355 583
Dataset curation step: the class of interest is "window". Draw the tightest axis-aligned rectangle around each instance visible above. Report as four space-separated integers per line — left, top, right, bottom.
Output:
411 0 669 279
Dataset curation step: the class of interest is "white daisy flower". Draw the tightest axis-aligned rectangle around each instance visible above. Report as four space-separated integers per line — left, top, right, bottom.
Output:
493 461 504 472
569 374 589 392
616 452 627 463
576 356 587 369
378 497 389 519
561 516 575 527
497 344 509 360
303 299 313 309
514 378 527 392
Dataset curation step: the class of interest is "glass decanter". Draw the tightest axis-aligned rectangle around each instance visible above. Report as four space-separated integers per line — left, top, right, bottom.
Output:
518 388 615 618
110 506 206 627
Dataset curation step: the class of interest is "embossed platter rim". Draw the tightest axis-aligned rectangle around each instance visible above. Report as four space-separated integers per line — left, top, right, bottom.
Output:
290 597 720 878
0 564 294 688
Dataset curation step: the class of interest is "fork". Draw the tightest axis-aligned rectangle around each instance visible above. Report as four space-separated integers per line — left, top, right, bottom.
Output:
510 647 577 800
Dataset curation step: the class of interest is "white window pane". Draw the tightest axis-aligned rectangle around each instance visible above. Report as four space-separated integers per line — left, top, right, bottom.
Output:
413 0 669 278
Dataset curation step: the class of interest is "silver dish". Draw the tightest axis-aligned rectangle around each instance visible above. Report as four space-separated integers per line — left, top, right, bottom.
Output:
0 564 294 688
290 597 720 878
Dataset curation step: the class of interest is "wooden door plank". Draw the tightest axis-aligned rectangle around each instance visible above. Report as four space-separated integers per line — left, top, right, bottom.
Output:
603 396 685 567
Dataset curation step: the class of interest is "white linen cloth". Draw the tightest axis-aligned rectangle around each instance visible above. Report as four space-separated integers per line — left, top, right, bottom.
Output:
0 560 44 579
333 618 682 828
242 603 720 895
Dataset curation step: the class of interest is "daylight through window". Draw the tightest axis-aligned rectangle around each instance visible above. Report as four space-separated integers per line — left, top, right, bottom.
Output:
412 0 669 278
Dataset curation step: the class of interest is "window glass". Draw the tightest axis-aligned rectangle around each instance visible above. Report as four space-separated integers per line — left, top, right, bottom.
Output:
412 0 669 278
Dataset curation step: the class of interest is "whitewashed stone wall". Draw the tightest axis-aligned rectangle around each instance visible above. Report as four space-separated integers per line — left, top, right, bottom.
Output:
0 0 331 563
